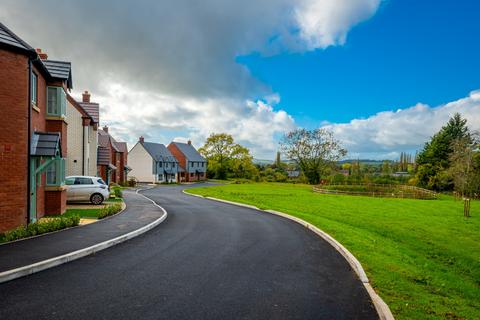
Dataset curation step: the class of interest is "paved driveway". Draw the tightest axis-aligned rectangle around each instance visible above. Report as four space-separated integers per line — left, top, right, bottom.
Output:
0 184 377 320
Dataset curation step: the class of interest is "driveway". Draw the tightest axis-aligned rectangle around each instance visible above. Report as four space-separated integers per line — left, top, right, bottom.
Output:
0 184 377 320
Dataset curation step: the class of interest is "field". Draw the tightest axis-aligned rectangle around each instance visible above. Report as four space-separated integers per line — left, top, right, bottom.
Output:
188 183 480 320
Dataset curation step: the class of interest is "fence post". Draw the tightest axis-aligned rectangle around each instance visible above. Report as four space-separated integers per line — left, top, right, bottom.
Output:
464 198 471 218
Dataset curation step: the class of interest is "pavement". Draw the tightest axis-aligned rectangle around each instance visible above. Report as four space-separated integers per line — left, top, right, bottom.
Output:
0 189 164 273
0 184 378 320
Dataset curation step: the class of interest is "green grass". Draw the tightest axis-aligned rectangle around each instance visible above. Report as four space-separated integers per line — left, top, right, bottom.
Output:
63 208 103 219
188 183 480 320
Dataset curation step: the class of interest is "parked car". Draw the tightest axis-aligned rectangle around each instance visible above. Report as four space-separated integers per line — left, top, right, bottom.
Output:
65 176 110 205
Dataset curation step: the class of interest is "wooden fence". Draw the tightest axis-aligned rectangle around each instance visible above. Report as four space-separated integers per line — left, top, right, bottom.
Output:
313 183 437 200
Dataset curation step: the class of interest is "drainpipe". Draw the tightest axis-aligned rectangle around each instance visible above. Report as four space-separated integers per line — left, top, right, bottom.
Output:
26 59 32 224
82 123 85 175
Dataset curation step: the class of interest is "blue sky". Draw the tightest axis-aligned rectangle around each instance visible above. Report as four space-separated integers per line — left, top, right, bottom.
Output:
239 0 480 127
4 0 480 159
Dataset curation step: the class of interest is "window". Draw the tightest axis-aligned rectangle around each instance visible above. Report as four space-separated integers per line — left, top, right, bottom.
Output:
97 178 106 185
159 162 162 168
47 86 66 116
190 173 194 177
46 158 65 186
191 162 194 167
201 162 204 167
74 177 93 185
65 177 75 185
173 163 176 168
31 72 38 105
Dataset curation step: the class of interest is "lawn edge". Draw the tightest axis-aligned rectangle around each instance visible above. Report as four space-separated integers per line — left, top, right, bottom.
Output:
0 187 167 284
183 189 394 320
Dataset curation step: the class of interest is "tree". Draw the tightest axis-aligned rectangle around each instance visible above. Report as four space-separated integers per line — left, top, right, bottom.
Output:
280 128 347 185
416 113 472 190
198 133 256 180
449 137 480 197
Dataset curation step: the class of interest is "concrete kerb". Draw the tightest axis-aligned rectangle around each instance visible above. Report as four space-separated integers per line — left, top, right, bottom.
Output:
182 189 394 320
0 186 167 284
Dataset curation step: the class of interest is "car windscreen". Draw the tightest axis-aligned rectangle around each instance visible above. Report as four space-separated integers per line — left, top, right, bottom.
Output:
97 179 107 185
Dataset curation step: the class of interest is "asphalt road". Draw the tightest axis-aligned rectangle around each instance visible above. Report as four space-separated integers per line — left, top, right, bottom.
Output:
0 184 377 320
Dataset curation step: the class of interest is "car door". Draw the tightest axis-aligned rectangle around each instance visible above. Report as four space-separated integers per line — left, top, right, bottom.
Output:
65 177 76 201
75 177 94 201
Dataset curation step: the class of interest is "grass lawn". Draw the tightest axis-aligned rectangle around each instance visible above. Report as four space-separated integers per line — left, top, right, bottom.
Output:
188 183 480 320
63 199 124 219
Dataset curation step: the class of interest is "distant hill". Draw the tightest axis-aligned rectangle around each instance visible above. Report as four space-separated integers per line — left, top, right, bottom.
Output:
338 159 386 165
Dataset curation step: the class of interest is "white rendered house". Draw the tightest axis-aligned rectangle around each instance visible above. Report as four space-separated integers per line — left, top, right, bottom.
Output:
128 137 179 183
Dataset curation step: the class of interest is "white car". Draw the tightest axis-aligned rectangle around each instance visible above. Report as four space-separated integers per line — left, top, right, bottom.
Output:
65 176 110 205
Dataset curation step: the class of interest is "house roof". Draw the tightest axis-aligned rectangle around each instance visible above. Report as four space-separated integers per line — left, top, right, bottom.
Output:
79 102 99 123
115 142 128 153
31 132 61 157
97 146 111 165
98 130 111 148
142 142 178 162
0 22 34 53
171 142 206 162
41 60 73 89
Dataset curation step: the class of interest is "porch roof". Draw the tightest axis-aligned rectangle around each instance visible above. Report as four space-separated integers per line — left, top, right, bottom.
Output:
30 132 61 157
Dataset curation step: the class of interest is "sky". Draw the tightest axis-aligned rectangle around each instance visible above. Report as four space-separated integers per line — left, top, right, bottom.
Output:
1 0 479 160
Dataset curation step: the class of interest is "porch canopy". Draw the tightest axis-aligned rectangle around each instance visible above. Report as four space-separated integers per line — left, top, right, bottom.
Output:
31 132 61 157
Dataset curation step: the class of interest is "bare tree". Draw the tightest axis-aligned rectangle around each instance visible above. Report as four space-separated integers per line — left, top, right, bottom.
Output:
280 128 347 185
449 135 479 197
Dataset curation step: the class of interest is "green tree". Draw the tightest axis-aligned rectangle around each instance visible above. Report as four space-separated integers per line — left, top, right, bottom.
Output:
198 133 256 180
280 128 347 185
416 113 472 190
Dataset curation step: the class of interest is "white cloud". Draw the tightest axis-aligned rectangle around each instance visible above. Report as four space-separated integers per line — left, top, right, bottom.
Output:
295 0 383 49
91 84 295 159
324 90 480 159
0 0 383 158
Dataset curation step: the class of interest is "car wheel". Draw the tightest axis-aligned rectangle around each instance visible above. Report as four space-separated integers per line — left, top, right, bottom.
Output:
90 193 104 205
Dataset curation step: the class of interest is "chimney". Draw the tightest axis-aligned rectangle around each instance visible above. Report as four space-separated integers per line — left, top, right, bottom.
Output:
187 140 192 145
139 136 145 143
103 125 108 133
82 90 91 103
35 48 48 60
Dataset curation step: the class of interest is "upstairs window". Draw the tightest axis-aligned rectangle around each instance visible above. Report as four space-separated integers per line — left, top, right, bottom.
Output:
47 86 66 117
31 72 38 105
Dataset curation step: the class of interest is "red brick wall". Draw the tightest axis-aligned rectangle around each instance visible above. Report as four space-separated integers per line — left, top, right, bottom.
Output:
45 189 66 215
0 50 29 232
46 119 68 157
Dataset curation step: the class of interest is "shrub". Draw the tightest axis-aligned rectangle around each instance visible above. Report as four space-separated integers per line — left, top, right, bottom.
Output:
111 186 123 198
98 204 123 219
127 177 137 187
0 215 80 243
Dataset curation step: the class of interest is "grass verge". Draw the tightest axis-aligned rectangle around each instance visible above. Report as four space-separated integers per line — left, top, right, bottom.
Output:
188 183 479 320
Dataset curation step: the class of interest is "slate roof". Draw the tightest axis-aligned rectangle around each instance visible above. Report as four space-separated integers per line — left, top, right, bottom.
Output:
42 60 73 89
171 142 206 162
0 22 34 52
142 142 178 162
79 102 99 123
31 132 61 157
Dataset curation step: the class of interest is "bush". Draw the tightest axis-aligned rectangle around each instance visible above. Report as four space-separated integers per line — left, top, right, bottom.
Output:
98 204 123 219
127 177 137 187
0 215 80 243
111 186 123 198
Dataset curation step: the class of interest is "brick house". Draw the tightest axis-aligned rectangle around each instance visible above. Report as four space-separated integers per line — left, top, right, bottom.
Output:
97 126 129 185
128 136 179 183
0 23 72 232
65 91 99 177
168 141 207 182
